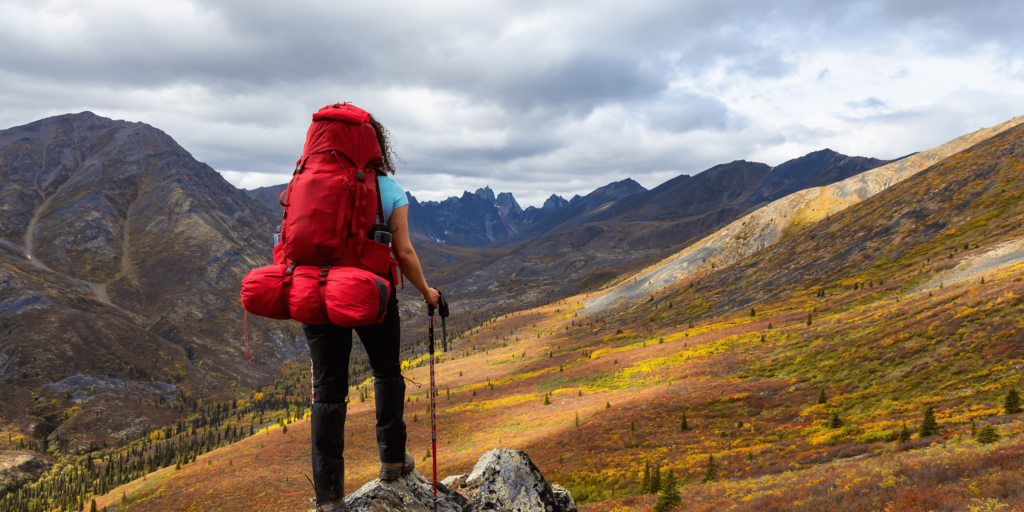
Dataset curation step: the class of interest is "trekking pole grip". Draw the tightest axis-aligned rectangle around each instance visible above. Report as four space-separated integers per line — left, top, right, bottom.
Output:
427 287 439 317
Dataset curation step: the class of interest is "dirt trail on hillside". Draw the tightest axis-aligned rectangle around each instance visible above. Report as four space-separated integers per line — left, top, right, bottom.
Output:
584 115 1024 314
18 149 121 305
915 237 1024 293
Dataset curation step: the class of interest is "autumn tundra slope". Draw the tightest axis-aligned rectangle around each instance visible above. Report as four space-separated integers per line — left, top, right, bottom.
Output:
81 120 1024 511
586 115 1024 314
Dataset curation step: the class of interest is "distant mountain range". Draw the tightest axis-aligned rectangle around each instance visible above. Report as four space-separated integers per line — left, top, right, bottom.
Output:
246 182 582 247
445 149 895 311
250 149 890 254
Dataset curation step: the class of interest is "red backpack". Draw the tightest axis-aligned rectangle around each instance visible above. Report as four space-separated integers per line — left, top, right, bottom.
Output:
241 103 398 329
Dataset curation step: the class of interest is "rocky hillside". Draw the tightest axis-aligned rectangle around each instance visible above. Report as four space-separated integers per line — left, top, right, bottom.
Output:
586 115 1024 314
244 183 287 225
0 112 303 450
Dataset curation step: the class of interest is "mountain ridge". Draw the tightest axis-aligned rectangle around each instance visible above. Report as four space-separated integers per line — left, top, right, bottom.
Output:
0 112 302 449
585 114 1024 314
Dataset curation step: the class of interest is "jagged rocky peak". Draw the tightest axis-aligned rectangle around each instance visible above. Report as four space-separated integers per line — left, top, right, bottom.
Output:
474 186 496 203
541 194 569 211
342 449 577 512
495 192 524 217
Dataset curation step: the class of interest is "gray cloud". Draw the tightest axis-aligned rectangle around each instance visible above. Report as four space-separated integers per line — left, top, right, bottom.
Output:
1 0 1023 207
846 97 887 109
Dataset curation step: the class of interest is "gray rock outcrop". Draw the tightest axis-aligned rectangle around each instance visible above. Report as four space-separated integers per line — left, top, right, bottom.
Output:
0 451 52 494
343 449 576 512
345 470 467 512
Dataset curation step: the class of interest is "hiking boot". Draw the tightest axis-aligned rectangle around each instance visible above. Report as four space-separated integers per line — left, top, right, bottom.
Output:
309 497 347 512
379 452 415 481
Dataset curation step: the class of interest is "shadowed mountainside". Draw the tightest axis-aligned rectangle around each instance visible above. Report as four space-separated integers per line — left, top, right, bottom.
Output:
586 115 1024 314
745 148 894 205
0 112 303 450
244 184 287 223
494 179 648 247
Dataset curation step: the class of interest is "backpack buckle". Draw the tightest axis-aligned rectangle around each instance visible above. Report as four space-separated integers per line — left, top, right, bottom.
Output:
356 170 364 181
285 261 298 276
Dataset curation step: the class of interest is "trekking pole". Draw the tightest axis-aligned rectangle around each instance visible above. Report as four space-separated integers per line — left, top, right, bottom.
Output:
426 290 449 512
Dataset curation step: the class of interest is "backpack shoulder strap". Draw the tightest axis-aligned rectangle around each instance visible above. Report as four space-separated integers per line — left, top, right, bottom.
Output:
374 171 387 225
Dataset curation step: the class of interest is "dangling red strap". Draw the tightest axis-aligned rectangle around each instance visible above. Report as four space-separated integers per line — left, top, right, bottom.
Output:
243 309 252 362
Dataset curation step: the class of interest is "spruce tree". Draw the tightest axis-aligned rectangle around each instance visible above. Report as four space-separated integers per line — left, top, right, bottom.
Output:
976 425 1000 445
919 405 939 437
817 389 827 405
806 313 812 326
703 454 717 483
650 465 661 494
652 470 681 512
629 420 635 432
828 411 844 429
1004 389 1022 415
640 464 651 494
91 500 97 512
750 307 756 317
898 423 911 443
680 413 689 431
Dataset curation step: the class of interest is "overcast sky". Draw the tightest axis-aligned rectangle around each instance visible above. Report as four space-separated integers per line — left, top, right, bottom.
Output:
2 0 1022 207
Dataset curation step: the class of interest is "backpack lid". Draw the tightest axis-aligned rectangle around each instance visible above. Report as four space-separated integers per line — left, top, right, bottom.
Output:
303 104 381 169
312 103 371 124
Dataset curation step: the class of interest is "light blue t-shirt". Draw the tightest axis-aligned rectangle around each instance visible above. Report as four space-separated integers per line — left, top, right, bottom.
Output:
378 175 408 223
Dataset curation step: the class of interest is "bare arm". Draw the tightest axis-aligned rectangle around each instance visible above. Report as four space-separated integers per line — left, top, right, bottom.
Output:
389 205 440 308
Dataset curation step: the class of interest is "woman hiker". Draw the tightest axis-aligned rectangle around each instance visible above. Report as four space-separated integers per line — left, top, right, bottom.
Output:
304 110 440 512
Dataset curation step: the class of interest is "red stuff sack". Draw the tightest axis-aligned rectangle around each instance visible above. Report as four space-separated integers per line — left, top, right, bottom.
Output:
241 103 396 328
241 263 391 327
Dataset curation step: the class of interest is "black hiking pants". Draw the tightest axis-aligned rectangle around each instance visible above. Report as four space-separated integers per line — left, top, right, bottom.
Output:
303 287 406 504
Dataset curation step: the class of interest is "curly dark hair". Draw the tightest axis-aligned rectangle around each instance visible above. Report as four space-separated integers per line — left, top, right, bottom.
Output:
368 114 401 175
